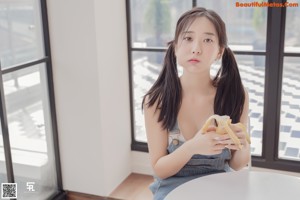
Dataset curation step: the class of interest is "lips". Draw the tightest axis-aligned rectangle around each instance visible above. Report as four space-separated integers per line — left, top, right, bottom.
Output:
188 58 200 63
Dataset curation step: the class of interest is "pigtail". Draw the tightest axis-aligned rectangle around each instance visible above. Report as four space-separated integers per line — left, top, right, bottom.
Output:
213 47 245 123
142 41 182 130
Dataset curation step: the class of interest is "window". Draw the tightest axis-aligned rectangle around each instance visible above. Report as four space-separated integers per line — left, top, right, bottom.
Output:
127 0 300 172
0 0 64 199
279 5 300 161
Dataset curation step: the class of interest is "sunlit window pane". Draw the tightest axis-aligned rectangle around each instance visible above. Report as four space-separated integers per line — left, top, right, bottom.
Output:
130 0 192 48
238 55 265 157
0 0 45 69
132 51 165 142
285 6 300 53
3 64 57 200
197 0 267 51
279 57 300 161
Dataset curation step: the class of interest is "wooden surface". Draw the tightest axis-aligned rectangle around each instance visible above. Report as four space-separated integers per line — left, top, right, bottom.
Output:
109 173 154 200
67 191 120 200
67 173 153 200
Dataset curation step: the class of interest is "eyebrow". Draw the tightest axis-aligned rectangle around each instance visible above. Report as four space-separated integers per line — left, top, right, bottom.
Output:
182 31 194 34
204 32 215 36
181 31 216 36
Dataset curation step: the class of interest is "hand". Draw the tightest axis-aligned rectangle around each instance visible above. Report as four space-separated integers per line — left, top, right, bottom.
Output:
187 126 229 155
219 123 249 150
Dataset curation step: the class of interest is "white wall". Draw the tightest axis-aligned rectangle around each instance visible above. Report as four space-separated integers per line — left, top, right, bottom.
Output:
131 151 153 175
47 0 131 196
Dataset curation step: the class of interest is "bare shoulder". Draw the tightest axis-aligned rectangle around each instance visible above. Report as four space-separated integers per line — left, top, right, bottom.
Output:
143 95 163 132
143 95 168 166
143 94 158 116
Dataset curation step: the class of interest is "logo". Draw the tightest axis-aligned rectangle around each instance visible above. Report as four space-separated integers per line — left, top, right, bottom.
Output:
26 182 35 192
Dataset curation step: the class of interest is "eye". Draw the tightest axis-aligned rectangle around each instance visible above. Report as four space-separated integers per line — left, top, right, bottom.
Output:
204 38 213 43
183 36 192 41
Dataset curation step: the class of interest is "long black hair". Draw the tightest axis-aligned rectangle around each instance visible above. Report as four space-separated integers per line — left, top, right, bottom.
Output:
142 7 245 130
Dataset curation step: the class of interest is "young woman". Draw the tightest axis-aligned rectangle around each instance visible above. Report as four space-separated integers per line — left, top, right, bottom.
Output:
142 7 250 200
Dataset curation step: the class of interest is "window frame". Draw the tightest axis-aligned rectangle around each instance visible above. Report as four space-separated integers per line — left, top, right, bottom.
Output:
126 0 300 173
0 0 66 199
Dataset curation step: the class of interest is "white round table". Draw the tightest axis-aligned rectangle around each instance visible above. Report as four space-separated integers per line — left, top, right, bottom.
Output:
165 170 300 200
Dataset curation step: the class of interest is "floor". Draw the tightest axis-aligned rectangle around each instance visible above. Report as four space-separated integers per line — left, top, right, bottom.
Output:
67 191 120 200
109 173 153 200
66 173 153 200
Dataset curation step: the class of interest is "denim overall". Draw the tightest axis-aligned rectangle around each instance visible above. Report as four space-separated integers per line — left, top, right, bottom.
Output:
149 121 232 200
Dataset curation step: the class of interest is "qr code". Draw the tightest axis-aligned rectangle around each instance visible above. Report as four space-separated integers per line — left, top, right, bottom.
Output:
1 183 17 199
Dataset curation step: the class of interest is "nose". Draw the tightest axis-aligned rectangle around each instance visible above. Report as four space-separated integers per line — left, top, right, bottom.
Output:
192 43 202 54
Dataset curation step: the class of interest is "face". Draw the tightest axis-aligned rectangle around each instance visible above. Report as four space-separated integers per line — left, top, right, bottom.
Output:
175 17 223 74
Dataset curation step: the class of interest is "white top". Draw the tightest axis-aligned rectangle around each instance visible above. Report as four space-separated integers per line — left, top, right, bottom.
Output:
165 169 300 200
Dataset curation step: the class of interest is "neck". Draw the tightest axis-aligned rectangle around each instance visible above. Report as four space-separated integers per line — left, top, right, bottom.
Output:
180 71 215 96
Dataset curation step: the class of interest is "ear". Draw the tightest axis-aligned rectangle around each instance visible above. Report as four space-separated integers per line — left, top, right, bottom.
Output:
217 47 225 60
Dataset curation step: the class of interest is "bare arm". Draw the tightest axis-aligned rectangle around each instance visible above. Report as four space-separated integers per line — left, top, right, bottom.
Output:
144 99 194 179
228 90 251 170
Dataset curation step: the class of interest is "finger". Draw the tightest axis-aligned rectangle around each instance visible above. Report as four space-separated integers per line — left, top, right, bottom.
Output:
214 134 231 141
213 143 227 151
226 143 243 150
235 131 246 139
206 125 217 132
213 135 230 143
225 145 239 150
218 138 239 146
229 124 243 132
219 139 233 145
236 133 250 145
